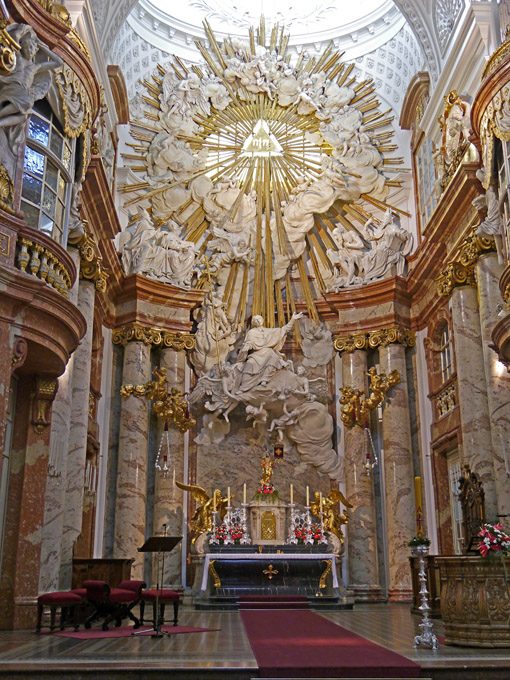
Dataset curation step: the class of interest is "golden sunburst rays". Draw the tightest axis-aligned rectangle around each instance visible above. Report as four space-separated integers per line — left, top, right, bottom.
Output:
119 18 405 330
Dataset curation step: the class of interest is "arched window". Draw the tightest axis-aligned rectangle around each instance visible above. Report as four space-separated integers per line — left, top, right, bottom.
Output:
21 99 75 245
415 136 438 230
439 324 452 383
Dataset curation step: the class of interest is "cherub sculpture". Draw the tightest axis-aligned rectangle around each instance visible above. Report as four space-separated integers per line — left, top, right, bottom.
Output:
175 481 230 543
310 489 353 544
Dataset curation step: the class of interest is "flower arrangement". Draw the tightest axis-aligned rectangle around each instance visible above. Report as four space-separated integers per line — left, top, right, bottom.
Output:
254 482 278 499
295 522 325 544
478 523 510 557
214 522 244 544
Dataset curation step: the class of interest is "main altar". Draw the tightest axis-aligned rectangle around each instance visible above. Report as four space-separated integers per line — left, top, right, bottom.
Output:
178 453 354 609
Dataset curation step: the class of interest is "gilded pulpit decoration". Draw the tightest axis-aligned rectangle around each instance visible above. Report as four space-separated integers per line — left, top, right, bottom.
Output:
121 366 196 433
112 323 195 351
340 367 401 429
0 18 20 76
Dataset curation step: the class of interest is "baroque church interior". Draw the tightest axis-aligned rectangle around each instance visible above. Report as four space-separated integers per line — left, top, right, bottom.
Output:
1 0 510 677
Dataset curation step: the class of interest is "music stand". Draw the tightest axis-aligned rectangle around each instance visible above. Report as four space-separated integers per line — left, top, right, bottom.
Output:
134 532 182 638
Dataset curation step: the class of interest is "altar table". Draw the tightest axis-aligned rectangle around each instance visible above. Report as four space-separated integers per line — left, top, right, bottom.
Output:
201 552 339 595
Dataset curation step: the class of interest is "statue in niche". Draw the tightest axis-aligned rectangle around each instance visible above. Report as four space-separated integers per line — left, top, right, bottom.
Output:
0 24 63 156
175 481 230 544
439 91 471 167
310 489 352 544
191 290 236 377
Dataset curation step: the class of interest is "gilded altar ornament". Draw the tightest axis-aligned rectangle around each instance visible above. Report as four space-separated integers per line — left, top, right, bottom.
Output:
310 489 352 544
175 482 229 543
120 367 195 433
339 367 401 429
0 164 14 212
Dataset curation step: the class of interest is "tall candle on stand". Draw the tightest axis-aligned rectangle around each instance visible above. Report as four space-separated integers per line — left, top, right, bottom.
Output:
306 486 309 507
213 491 216 513
243 483 247 504
320 492 323 513
227 486 230 506
414 476 423 537
290 483 293 504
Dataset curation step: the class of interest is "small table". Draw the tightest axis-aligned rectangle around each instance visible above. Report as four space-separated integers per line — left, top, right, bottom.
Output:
202 552 339 595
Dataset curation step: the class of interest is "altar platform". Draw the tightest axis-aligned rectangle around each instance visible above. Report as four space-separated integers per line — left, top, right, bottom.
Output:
0 603 508 680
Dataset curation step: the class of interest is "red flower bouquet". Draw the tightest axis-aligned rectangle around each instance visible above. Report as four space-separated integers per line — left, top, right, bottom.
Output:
478 523 510 557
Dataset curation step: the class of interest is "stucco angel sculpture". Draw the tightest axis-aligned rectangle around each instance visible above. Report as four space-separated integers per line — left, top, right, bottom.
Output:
0 24 63 155
175 481 230 544
310 489 353 544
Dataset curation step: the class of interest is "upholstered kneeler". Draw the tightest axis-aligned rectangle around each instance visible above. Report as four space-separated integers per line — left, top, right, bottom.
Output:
140 589 180 627
36 591 83 632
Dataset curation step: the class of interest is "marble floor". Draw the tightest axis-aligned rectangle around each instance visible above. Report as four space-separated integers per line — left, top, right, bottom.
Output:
0 604 508 679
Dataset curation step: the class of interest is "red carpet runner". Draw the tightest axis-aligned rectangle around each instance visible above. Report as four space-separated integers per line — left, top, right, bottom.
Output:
239 595 309 610
241 609 420 678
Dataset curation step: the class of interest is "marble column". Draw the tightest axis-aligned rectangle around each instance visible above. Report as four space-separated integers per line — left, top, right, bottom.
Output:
59 278 96 588
451 284 498 521
379 342 415 602
114 340 151 579
39 248 80 593
342 350 382 602
476 254 510 523
152 348 186 588
0 376 58 629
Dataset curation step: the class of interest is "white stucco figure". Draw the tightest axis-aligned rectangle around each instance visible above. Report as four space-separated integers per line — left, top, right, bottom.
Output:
300 318 334 368
327 224 365 286
475 168 504 264
0 24 63 154
191 291 236 377
361 209 413 281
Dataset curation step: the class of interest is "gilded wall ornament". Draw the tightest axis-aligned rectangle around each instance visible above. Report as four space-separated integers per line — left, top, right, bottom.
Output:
0 164 14 213
333 333 368 354
436 229 496 298
339 367 401 429
70 231 108 292
112 323 195 350
31 378 58 434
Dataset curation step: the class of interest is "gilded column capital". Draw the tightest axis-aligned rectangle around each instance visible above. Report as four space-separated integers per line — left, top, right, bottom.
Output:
112 323 196 351
70 231 108 292
437 262 476 298
437 231 496 298
368 326 416 349
333 333 368 354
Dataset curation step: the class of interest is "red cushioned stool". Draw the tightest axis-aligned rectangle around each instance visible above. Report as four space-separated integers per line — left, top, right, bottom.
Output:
36 591 82 633
82 580 145 631
140 589 180 627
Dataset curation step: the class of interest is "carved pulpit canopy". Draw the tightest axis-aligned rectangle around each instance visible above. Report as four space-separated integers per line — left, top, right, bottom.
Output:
458 463 486 553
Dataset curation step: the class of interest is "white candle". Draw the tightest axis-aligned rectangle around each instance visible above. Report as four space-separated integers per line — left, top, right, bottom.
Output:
243 483 247 504
290 483 293 504
320 492 323 513
213 491 216 513
306 486 309 506
227 486 230 506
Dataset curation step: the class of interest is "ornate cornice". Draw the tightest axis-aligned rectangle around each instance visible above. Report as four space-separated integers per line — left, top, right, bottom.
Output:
69 231 108 292
436 232 496 298
334 326 415 353
482 31 510 81
112 322 195 351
